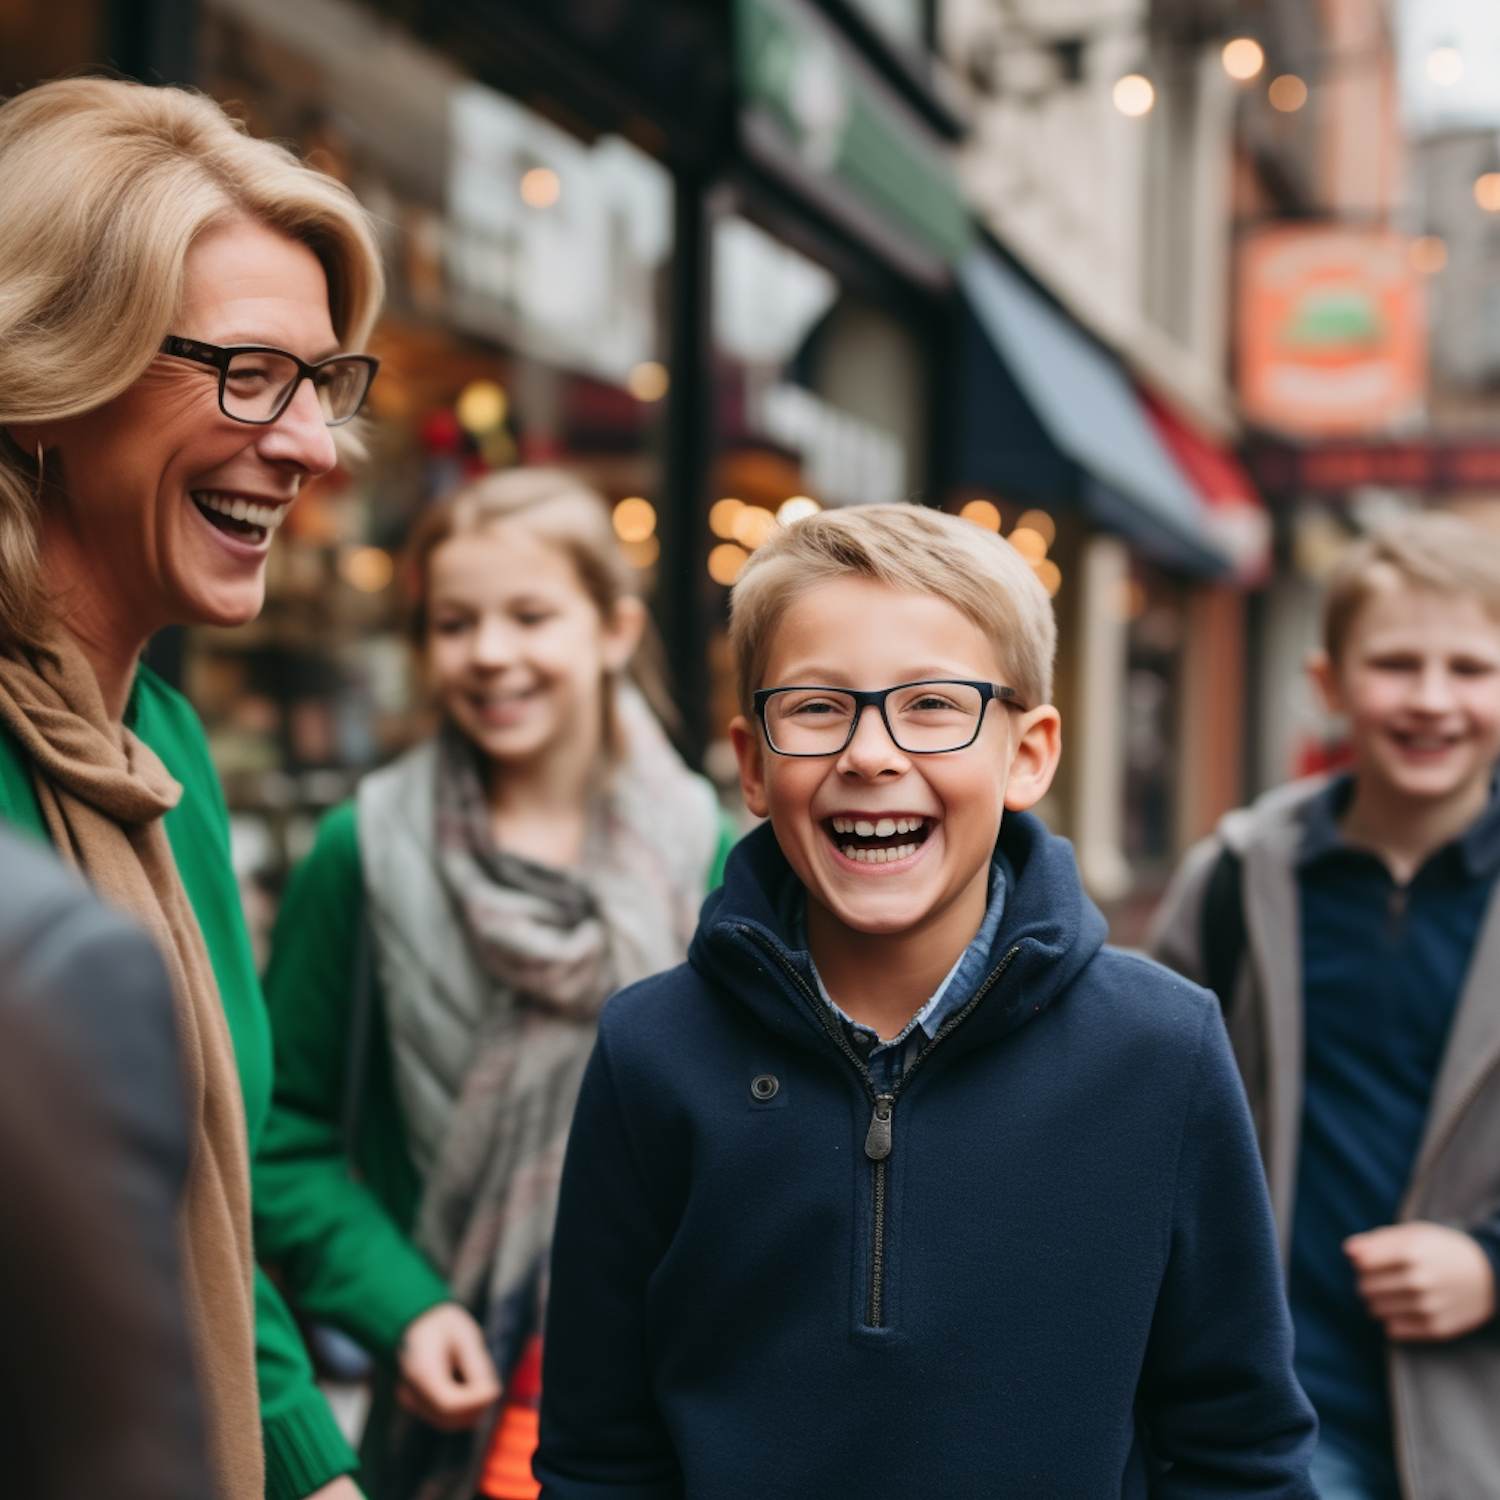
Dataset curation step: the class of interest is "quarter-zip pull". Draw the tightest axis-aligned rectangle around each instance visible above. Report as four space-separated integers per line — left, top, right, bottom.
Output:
865 1094 894 1160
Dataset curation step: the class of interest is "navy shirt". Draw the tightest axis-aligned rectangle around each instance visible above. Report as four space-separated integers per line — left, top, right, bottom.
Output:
1290 776 1500 1483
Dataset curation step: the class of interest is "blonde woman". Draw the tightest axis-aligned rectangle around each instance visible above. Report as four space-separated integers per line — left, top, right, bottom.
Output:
0 79 382 1500
257 469 735 1500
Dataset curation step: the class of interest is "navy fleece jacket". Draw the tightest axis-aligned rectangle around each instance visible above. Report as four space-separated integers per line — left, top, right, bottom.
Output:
537 813 1317 1500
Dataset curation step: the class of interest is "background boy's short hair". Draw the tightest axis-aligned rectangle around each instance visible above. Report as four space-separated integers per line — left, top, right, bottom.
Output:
1323 510 1500 663
728 504 1057 713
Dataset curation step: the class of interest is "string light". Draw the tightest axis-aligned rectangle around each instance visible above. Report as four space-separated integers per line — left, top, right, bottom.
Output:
519 166 561 207
1221 39 1264 81
710 498 745 538
455 380 507 433
777 495 821 524
627 362 670 402
708 543 749 585
959 499 1002 531
612 497 657 543
1268 75 1308 112
1113 74 1155 117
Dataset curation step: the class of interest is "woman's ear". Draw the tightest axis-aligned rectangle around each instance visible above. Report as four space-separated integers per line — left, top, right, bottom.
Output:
4 424 44 458
601 594 648 673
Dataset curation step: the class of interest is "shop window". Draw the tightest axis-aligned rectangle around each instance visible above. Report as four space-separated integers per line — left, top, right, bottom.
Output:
194 0 670 954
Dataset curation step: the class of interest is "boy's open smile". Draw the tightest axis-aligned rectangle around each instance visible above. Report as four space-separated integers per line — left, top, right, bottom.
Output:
823 812 934 867
731 575 1061 1036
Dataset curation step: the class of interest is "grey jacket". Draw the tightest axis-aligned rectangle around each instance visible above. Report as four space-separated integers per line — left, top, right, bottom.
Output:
0 826 210 1499
1148 778 1500 1500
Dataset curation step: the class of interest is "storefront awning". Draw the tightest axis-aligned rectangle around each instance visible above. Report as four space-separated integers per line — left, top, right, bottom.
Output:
954 248 1231 576
1139 389 1271 585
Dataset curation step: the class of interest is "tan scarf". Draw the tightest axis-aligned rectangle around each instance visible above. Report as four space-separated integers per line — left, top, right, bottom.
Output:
0 628 261 1500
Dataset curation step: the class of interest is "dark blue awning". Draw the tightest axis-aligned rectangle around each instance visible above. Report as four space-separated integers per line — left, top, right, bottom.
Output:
954 248 1229 576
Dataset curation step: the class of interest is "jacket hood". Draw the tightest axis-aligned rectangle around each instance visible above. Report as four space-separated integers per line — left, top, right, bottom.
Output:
1213 773 1331 858
690 812 1109 1064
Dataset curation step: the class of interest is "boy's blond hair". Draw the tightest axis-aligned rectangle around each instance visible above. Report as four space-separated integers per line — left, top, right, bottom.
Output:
729 504 1055 713
1324 511 1500 664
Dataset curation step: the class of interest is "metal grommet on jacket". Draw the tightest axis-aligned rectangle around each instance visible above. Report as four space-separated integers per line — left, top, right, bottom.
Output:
750 1073 780 1101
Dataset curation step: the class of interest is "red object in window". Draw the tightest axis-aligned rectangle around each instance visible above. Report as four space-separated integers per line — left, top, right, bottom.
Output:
420 408 464 455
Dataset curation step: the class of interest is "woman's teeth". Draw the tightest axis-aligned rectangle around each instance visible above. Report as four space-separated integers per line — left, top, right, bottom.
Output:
194 491 289 532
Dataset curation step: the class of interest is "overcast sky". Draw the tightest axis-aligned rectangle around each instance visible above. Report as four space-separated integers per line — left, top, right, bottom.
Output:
1402 0 1500 134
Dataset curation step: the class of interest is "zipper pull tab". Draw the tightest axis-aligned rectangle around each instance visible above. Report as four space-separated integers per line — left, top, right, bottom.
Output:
865 1095 895 1160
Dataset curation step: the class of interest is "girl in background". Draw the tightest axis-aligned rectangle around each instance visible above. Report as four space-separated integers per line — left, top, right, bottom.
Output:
256 467 734 1500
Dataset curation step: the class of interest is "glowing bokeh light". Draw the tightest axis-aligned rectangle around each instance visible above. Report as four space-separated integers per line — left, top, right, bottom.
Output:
612 496 657 543
1221 39 1265 81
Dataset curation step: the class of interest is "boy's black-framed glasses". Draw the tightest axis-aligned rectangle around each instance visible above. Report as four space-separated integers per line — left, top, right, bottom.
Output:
753 680 1027 757
159 335 379 427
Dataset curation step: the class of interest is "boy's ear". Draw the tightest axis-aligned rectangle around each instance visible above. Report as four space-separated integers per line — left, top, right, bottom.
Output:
601 595 647 674
1003 705 1062 812
729 714 771 820
1307 649 1344 717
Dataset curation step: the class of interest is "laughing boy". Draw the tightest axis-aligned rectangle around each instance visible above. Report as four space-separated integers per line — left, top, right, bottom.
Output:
1152 513 1500 1500
536 505 1316 1500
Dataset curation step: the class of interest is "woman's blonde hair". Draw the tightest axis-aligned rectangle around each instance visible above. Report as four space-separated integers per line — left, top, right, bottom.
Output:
403 467 675 760
0 77 385 644
729 504 1056 713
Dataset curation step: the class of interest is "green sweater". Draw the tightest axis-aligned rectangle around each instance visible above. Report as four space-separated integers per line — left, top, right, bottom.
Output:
0 666 356 1500
254 792 737 1412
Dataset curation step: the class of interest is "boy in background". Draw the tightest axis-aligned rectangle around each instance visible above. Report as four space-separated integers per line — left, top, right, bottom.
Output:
537 505 1315 1500
1152 513 1500 1500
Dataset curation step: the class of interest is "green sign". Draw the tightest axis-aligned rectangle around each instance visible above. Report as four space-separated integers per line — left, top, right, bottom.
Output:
736 0 972 270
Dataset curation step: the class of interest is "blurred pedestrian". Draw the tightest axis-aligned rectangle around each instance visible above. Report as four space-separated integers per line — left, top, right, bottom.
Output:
0 825 210 1499
256 468 735 1500
0 993 198 1500
0 77 383 1500
1150 512 1500 1499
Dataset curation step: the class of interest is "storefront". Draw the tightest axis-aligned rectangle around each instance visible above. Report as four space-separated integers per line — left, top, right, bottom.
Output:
155 0 974 949
27 0 1265 930
176 0 683 951
950 240 1266 904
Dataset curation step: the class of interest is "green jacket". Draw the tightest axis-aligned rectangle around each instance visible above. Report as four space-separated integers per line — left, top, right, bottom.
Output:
0 666 355 1500
254 793 737 1433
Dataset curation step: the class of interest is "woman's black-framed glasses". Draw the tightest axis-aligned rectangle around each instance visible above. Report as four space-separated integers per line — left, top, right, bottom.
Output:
159 336 379 427
753 680 1027 757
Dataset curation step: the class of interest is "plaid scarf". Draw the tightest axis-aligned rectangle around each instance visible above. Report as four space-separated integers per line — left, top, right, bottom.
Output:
363 688 720 1500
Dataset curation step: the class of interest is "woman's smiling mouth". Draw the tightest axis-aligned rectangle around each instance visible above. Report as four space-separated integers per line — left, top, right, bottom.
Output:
193 489 291 545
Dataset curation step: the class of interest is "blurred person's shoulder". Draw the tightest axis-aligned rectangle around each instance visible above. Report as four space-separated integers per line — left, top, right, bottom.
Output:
1212 774 1333 857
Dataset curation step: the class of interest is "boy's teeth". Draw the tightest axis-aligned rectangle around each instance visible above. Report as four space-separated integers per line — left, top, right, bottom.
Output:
829 816 926 837
841 843 918 864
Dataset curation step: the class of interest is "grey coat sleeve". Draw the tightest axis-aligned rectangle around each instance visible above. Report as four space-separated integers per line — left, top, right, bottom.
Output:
0 827 210 1499
1144 832 1226 988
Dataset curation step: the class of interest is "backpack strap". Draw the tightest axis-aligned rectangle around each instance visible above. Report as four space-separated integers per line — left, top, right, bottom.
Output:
1201 845 1246 1017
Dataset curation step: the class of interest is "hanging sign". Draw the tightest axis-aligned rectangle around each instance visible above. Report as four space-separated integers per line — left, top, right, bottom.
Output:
1237 226 1426 438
